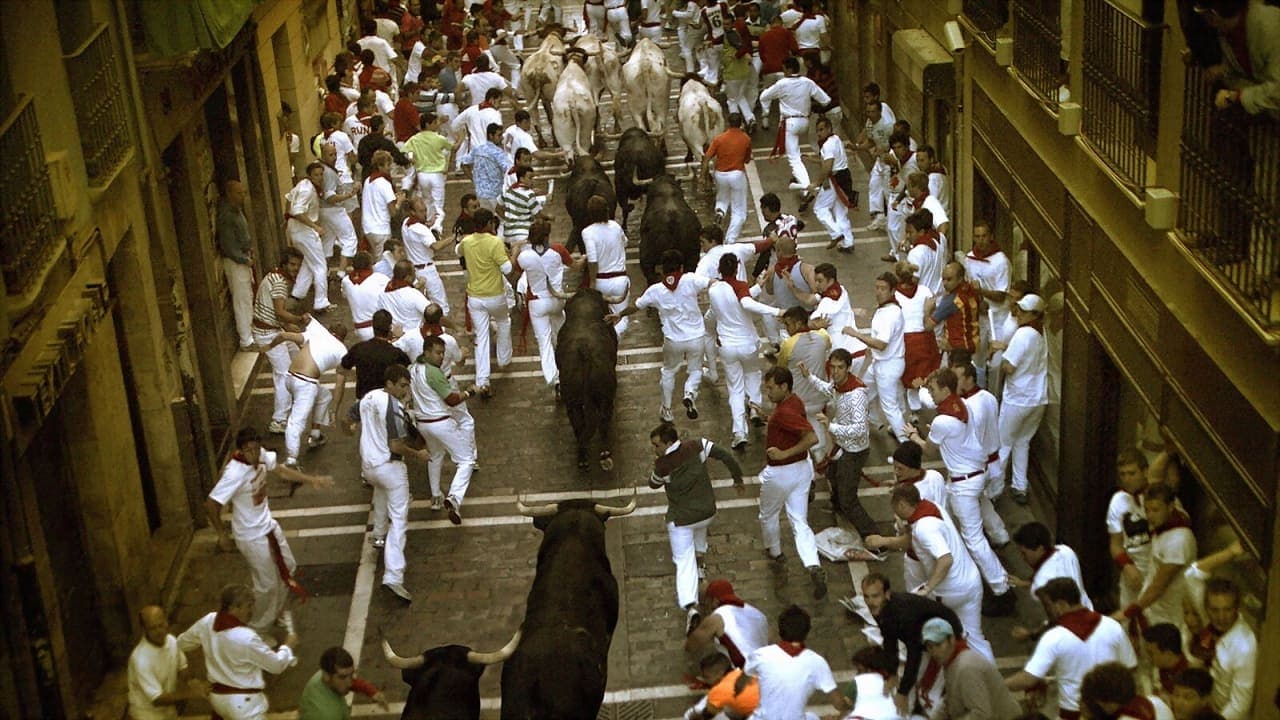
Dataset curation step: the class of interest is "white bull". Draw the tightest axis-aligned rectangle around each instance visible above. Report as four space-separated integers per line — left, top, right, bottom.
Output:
676 77 725 181
519 30 566 146
553 60 598 163
621 37 670 140
571 34 624 131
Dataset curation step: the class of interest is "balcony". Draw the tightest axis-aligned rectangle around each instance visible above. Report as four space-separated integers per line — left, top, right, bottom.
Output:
63 24 131 186
1080 0 1164 191
1011 0 1064 108
1178 63 1280 328
0 97 62 299
963 0 1010 47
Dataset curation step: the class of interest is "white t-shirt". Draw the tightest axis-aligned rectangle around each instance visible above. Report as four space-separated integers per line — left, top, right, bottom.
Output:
758 75 829 118
961 388 1001 463
708 281 778 347
793 15 827 48
897 471 952 524
379 285 430 331
128 635 187 720
176 612 296 689
207 450 278 541
744 645 838 720
405 40 427 84
636 274 712 343
301 317 348 374
869 303 905 361
1183 567 1257 719
321 130 357 184
964 250 1011 329
696 243 755 280
461 71 509 107
286 179 321 224
519 245 574 297
1024 614 1137 712
928 413 986 475
906 242 941 298
402 219 439 268
583 221 628 275
1030 545 1094 610
819 133 848 175
911 514 981 596
895 285 933 333
503 124 538 158
713 603 770 662
361 176 398 235
454 104 504 148
358 388 408 470
343 113 373 147
1143 524 1196 628
397 329 462 375
342 271 392 328
1105 489 1153 575
358 35 399 73
1002 325 1049 406
812 285 859 356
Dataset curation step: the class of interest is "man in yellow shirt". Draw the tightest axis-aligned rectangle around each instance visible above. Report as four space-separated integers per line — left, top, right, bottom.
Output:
458 208 513 397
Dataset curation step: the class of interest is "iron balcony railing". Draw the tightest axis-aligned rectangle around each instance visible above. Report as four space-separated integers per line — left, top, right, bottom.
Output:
1178 62 1280 327
64 24 131 185
1080 0 1164 191
963 0 1009 46
0 96 61 298
1012 0 1064 107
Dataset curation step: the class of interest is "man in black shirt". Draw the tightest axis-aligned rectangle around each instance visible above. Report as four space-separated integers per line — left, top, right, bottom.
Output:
858 572 964 717
341 310 411 411
357 116 410 180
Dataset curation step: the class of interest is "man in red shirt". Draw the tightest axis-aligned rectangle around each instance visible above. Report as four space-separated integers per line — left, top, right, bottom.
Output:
754 366 827 599
928 261 981 356
755 15 798 130
701 113 754 244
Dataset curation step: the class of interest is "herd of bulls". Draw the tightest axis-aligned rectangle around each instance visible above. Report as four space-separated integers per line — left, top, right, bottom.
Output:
384 496 637 719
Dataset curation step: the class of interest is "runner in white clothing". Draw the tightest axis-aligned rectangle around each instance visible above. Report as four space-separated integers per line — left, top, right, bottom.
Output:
271 318 353 468
409 336 480 525
610 250 712 421
805 116 855 252
285 164 332 312
842 273 909 442
378 260 431 331
758 57 828 190
999 293 1050 504
342 253 392 343
1011 521 1093 610
400 197 451 314
515 217 581 388
962 219 1011 390
744 605 851 720
951 360 1007 504
582 196 632 339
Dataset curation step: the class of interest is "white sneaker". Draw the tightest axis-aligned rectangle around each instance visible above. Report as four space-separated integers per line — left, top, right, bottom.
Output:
660 406 674 423
731 434 748 452
267 420 287 434
867 214 887 230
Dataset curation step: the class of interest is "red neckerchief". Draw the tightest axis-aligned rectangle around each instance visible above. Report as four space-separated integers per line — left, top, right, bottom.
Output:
911 192 928 210
830 372 865 393
906 499 943 561
773 255 800 277
912 229 939 250
511 181 528 190
1055 607 1103 641
931 164 947 176
213 611 245 632
878 297 900 308
960 386 979 399
898 470 925 485
420 323 444 338
936 393 969 423
358 113 376 128
1030 545 1058 573
776 641 805 657
231 452 253 466
348 268 374 285
406 213 429 228
967 243 999 261
1189 624 1225 664
819 280 843 302
897 283 919 299
1153 509 1192 536
1158 655 1190 693
917 637 969 702
478 101 494 110
385 278 414 292
724 278 752 300
661 270 683 291
1116 696 1159 720
369 170 390 184
323 127 336 139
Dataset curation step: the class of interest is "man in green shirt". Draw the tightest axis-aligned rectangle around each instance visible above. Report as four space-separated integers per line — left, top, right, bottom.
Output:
401 111 454 234
298 646 388 719
648 422 745 635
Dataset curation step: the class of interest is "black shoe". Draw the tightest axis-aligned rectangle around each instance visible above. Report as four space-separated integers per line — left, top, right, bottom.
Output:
797 192 815 214
683 396 698 419
982 589 1018 618
809 566 828 600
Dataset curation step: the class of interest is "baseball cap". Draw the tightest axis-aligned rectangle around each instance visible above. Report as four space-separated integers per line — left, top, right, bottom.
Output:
705 580 745 607
892 441 923 469
1016 293 1046 313
921 617 955 645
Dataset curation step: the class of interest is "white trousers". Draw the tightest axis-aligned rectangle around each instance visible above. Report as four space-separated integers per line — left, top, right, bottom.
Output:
528 297 565 385
813 185 853 248
999 402 1046 493
669 515 714 608
782 116 811 187
252 329 297 424
469 293 512 387
209 692 269 720
607 6 632 42
677 26 700 73
887 200 909 258
868 161 890 217
222 258 254 347
698 43 723 85
236 521 294 633
864 358 909 441
367 460 410 585
320 206 358 258
936 585 995 663
365 232 390 258
724 78 756 124
946 474 1010 593
662 337 705 410
714 170 749 244
721 342 763 439
758 459 819 568
284 374 332 461
638 24 664 41
416 264 450 315
595 276 631 339
418 418 476 504
586 3 608 35
289 225 329 309
405 171 447 234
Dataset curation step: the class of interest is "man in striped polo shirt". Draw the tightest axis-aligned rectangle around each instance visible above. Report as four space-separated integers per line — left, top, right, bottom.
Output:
498 164 542 255
253 247 311 434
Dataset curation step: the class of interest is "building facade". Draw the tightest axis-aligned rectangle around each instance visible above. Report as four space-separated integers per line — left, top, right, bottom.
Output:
831 0 1278 714
0 0 352 716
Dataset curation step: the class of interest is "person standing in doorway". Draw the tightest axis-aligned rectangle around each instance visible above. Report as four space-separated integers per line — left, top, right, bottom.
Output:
218 179 256 351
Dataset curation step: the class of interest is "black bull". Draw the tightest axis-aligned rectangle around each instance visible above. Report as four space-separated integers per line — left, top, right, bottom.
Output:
382 633 521 720
613 128 665 228
555 289 618 469
638 175 701 285
501 497 637 719
563 156 617 254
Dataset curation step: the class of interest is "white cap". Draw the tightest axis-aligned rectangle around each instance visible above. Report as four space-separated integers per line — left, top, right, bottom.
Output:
1016 294 1046 313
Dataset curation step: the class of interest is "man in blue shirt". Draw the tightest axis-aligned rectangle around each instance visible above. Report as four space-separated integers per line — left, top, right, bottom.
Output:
464 122 512 211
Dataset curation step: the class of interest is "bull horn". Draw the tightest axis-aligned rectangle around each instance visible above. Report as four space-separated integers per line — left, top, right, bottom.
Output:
516 496 560 517
632 168 655 187
466 629 522 665
594 486 638 517
382 639 425 670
